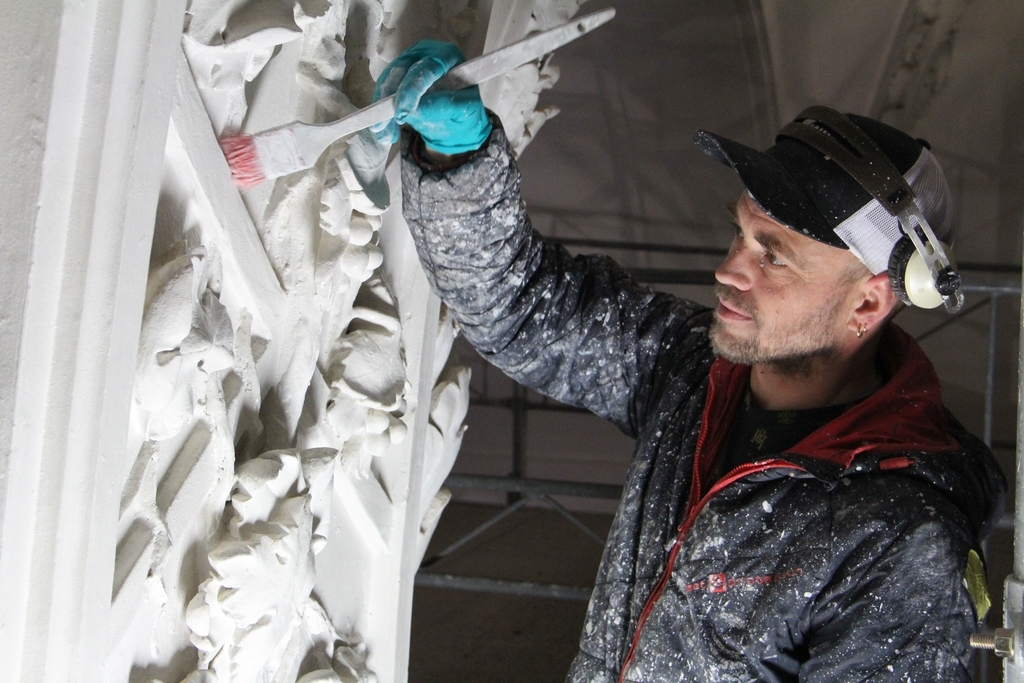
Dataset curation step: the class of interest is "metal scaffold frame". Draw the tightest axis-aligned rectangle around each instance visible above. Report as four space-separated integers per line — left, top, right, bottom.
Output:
1006 253 1024 681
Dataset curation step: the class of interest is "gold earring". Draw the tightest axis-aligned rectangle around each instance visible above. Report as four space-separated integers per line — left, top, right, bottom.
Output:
856 324 866 338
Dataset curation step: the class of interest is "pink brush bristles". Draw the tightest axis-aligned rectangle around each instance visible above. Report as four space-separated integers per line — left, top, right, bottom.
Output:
219 135 265 190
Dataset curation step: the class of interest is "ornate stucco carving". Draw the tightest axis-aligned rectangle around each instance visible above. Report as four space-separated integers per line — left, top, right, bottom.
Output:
107 2 579 681
184 448 375 683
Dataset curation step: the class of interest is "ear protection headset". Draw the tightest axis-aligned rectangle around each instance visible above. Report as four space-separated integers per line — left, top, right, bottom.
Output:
778 106 964 313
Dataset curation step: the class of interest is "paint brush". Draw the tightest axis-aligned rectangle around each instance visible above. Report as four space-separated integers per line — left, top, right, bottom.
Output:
219 8 615 189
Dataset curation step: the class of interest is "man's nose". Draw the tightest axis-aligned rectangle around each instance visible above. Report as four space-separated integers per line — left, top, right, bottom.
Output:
714 244 755 291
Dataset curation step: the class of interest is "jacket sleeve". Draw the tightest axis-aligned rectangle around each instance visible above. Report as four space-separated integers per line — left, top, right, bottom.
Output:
400 118 709 436
800 491 978 682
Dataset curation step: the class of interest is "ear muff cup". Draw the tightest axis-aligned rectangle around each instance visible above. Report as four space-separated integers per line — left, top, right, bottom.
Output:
888 235 957 309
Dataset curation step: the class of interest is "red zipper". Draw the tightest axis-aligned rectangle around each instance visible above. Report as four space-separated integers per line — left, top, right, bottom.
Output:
615 458 805 683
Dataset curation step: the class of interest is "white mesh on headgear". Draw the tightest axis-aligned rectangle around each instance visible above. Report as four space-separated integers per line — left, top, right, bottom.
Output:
833 147 954 274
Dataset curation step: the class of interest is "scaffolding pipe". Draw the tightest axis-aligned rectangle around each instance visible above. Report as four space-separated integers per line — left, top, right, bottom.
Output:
1002 513 1017 531
445 474 623 500
627 268 1021 290
470 396 590 413
540 494 607 546
986 294 1000 447
552 235 1023 275
420 497 530 569
510 383 528 505
554 237 727 257
982 293 999 683
415 573 593 601
1006 245 1024 681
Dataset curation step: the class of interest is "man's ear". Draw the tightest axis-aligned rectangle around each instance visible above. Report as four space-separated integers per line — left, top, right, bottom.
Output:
849 272 898 334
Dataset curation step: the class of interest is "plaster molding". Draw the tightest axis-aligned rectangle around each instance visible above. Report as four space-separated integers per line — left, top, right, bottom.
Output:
0 1 186 681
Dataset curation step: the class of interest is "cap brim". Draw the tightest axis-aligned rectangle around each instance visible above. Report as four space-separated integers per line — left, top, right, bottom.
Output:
694 130 847 248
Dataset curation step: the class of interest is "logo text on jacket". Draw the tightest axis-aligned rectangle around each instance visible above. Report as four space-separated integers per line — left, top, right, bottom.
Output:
685 567 803 594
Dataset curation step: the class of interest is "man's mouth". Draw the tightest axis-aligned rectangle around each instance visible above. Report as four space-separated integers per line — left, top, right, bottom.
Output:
715 293 753 322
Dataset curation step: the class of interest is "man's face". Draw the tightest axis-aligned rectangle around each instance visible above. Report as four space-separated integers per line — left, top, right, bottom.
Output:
709 193 867 369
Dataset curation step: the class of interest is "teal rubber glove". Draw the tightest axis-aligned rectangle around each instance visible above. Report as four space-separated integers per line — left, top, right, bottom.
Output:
371 39 492 155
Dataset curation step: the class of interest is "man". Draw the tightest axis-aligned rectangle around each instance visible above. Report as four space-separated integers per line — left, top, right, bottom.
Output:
374 41 1006 682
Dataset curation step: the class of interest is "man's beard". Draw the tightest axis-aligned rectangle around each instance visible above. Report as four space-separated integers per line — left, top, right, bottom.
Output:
709 284 844 376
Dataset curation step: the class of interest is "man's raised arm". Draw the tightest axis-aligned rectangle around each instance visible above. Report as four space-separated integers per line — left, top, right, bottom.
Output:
374 41 710 434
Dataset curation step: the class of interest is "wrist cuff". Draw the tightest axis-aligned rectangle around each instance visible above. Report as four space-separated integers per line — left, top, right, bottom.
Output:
421 119 494 155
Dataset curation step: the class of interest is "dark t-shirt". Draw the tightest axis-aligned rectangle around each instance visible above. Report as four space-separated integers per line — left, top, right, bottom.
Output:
716 391 858 479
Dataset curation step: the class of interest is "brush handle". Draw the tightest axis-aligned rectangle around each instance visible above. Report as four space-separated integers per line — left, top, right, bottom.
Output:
269 8 616 166
435 7 616 91
287 97 399 164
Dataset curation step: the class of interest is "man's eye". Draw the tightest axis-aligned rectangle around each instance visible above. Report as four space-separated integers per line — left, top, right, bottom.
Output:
765 252 786 267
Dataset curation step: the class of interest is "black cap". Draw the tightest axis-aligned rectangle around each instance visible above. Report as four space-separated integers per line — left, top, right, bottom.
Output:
694 113 927 249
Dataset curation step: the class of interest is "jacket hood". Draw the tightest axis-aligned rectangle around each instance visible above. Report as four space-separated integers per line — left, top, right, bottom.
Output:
709 324 1007 538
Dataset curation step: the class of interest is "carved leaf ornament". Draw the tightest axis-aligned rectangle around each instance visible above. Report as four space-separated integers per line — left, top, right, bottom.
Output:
109 1 577 681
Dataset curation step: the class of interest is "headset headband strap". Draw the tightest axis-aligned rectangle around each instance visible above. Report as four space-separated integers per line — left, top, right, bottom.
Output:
777 106 916 216
779 107 963 313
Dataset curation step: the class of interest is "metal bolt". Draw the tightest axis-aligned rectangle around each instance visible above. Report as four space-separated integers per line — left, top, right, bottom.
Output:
970 628 1015 658
936 267 961 296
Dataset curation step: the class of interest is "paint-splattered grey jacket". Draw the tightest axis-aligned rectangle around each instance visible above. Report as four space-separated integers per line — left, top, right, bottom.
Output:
400 120 1006 683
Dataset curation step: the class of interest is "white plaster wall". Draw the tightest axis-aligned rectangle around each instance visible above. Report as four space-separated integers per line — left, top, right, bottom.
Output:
0 0 64 535
0 4 64 669
0 1 186 680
